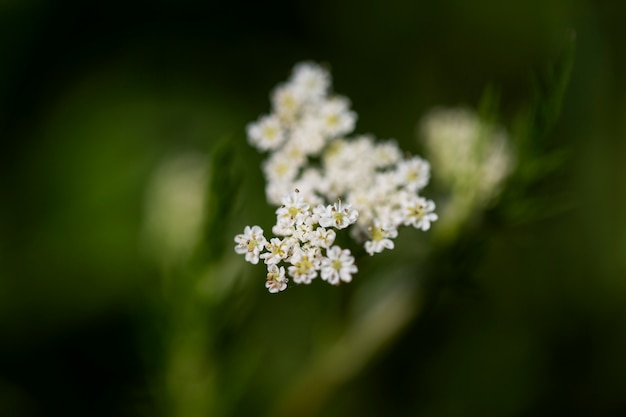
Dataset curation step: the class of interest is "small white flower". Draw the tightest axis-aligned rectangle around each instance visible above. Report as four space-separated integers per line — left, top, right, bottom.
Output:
281 139 308 167
293 221 314 242
265 180 293 206
364 222 398 256
420 106 513 210
234 225 267 264
395 156 431 192
317 200 359 230
322 137 378 198
275 189 310 228
266 264 288 293
322 137 348 164
247 115 285 151
293 168 327 206
402 196 438 231
320 246 357 285
288 247 321 284
271 221 295 237
290 116 327 156
318 97 357 138
309 227 336 248
372 140 402 168
290 62 330 103
262 150 301 184
271 83 304 123
346 188 373 217
260 237 291 265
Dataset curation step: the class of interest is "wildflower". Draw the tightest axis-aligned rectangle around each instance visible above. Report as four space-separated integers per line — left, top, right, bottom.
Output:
234 62 440 293
288 247 321 284
262 150 301 185
420 107 512 235
320 246 357 285
290 61 330 102
275 189 310 228
143 153 208 263
260 237 292 265
420 107 512 203
246 115 285 151
308 227 336 249
271 84 304 123
293 168 327 205
402 196 438 231
266 264 288 293
372 140 402 168
290 116 327 156
317 200 359 230
364 222 398 256
394 156 431 192
318 97 357 137
234 225 267 264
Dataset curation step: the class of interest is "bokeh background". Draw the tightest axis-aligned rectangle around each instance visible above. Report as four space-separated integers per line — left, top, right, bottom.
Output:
1 0 625 416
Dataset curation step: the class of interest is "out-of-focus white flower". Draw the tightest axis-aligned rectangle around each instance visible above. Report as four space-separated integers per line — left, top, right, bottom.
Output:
364 222 398 256
372 140 402 168
421 107 512 202
318 97 357 138
320 246 357 285
394 156 431 192
143 152 208 264
271 84 304 123
262 150 301 185
247 115 285 151
293 168 327 206
420 107 513 236
290 62 330 102
290 116 327 156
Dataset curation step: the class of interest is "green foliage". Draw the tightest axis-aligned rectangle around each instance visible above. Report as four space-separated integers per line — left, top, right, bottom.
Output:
202 136 245 264
499 32 577 225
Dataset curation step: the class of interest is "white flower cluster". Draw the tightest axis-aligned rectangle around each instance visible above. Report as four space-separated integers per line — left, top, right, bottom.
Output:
235 190 358 293
419 107 513 238
420 107 513 207
236 62 437 293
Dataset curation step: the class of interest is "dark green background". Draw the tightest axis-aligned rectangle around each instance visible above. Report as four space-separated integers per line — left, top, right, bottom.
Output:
1 0 625 416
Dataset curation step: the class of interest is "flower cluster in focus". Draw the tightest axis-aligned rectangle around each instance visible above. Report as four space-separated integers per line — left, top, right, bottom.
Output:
235 190 359 293
235 62 438 293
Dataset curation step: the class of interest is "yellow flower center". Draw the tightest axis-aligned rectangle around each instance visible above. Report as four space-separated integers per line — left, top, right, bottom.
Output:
410 204 425 219
332 259 342 270
296 256 313 274
262 125 277 139
371 226 385 242
326 114 339 127
288 206 300 218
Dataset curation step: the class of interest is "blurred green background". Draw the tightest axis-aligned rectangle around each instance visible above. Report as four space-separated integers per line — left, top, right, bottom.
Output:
1 0 625 416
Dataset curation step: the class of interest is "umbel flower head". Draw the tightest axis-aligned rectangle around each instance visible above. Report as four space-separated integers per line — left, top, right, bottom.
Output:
235 62 438 293
420 107 513 237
